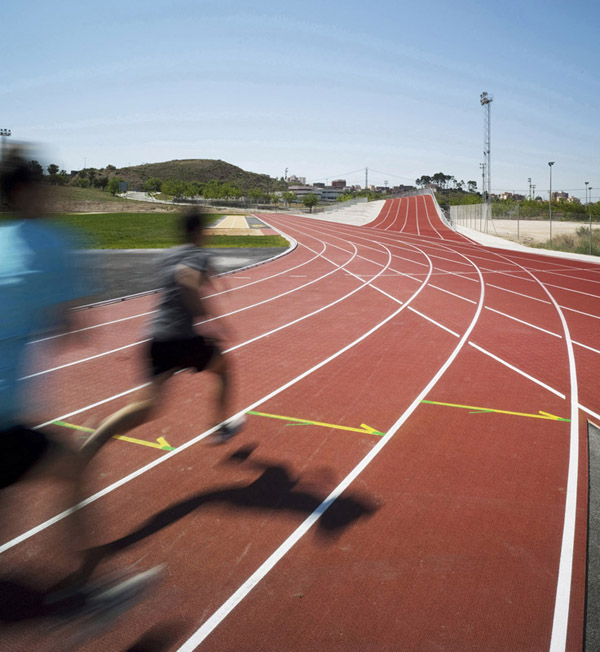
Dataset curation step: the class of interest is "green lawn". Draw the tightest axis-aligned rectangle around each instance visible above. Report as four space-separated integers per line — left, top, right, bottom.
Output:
52 213 288 249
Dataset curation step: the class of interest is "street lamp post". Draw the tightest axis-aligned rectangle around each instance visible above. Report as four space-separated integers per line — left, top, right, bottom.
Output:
548 162 555 245
585 181 589 205
590 187 594 255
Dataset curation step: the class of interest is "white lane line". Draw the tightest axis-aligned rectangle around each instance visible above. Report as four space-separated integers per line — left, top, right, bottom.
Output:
0 242 431 555
468 343 566 399
408 308 460 338
581 405 600 424
384 197 402 231
574 340 600 355
175 233 487 652
468 246 580 652
539 298 579 652
537 281 600 300
22 340 151 380
205 239 327 298
31 310 158 344
421 194 443 240
484 307 563 338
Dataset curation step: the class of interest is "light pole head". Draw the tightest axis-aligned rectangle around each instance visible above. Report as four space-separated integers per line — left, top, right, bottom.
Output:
480 92 493 105
548 161 555 167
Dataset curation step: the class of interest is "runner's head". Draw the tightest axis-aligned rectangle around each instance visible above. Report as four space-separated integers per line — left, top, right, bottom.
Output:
0 147 46 217
181 209 211 246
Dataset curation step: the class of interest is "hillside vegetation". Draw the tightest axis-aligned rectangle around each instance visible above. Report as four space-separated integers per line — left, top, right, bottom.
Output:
73 159 286 192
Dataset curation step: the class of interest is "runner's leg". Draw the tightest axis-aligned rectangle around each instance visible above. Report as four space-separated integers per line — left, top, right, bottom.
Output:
80 370 173 463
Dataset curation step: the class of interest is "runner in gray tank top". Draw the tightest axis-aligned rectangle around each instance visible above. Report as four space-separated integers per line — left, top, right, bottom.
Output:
81 210 245 465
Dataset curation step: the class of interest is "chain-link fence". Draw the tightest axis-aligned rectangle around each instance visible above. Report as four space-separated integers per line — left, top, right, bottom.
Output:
450 203 600 256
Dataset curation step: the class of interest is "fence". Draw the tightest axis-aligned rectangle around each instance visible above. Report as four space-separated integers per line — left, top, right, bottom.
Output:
450 203 599 255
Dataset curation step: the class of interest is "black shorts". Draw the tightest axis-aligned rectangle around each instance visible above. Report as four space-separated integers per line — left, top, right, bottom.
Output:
149 336 219 377
0 425 50 490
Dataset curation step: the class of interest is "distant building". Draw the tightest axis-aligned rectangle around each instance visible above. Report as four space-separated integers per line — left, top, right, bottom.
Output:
331 179 346 189
287 175 306 185
321 186 344 201
567 196 581 204
289 185 322 198
499 192 525 201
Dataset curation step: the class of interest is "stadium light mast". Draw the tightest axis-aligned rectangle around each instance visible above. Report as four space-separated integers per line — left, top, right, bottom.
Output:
480 92 493 232
0 128 11 159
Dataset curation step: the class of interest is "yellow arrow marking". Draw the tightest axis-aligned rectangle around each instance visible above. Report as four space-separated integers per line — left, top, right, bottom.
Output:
421 401 570 422
52 421 175 451
247 411 385 436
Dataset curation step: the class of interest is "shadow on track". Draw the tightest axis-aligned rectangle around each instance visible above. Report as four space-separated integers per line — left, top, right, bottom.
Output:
79 443 378 578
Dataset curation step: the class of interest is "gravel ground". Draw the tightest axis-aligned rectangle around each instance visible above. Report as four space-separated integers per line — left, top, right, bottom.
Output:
458 218 591 245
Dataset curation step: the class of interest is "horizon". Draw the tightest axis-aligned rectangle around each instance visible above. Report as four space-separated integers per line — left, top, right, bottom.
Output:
3 0 599 202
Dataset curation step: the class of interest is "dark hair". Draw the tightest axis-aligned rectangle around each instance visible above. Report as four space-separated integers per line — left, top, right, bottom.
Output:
181 209 210 242
0 151 36 205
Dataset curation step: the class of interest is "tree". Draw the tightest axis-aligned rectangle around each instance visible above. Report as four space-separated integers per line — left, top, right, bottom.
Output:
27 160 44 181
162 179 187 200
47 163 59 176
282 191 295 207
467 180 478 193
144 177 163 193
302 193 319 213
94 176 109 190
107 178 121 195
248 188 263 204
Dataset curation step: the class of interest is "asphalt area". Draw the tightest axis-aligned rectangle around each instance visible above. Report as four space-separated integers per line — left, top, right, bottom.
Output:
1 196 599 651
75 215 289 304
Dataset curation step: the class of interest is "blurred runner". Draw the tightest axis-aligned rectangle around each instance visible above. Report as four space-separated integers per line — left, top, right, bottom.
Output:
0 147 163 641
80 208 244 464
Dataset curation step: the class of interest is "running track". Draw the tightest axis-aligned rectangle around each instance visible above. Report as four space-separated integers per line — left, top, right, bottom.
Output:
1 194 599 651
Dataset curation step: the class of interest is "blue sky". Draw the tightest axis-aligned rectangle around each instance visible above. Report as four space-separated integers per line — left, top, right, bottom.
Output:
3 0 600 200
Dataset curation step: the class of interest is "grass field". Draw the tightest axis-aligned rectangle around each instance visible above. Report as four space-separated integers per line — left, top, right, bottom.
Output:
52 212 289 249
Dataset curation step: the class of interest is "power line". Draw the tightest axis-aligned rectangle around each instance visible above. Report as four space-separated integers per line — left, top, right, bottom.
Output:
368 168 416 182
306 168 365 183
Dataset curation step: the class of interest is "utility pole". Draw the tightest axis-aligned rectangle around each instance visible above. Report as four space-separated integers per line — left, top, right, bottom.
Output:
585 181 589 204
548 161 555 244
528 177 532 200
365 167 368 190
589 186 593 254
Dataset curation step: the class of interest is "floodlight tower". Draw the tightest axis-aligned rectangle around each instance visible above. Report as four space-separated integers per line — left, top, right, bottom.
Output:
480 92 493 203
0 128 11 159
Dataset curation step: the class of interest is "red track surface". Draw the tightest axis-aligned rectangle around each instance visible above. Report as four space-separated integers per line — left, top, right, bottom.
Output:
1 194 599 651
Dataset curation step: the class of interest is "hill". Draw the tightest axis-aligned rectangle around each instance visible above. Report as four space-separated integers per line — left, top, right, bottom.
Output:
74 159 287 192
45 186 181 214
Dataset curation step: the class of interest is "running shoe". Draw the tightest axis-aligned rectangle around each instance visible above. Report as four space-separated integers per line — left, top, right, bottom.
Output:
60 565 166 647
211 415 246 444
